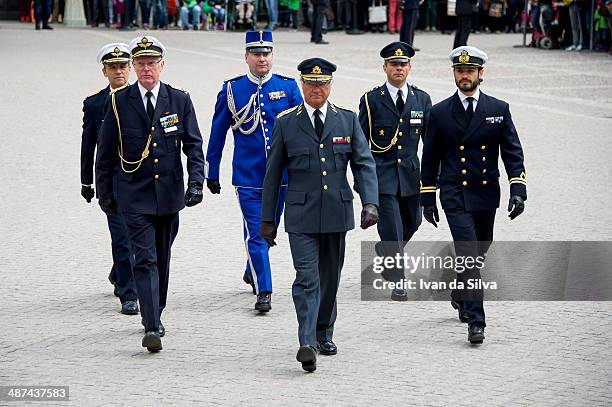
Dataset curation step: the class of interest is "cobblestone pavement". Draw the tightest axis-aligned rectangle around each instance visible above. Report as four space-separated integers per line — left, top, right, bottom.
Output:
1 22 611 406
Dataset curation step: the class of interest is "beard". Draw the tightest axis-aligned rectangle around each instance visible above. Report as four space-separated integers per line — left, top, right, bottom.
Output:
456 78 479 92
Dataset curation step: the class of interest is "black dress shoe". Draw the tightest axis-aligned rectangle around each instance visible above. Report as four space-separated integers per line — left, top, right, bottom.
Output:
451 300 470 323
317 340 337 355
142 331 162 352
255 292 271 312
121 300 139 315
296 346 317 372
314 40 329 44
391 288 408 301
158 321 165 337
42 24 53 29
468 324 485 344
243 271 256 295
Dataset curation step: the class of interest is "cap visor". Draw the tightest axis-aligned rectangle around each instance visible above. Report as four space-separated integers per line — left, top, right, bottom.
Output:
247 46 273 53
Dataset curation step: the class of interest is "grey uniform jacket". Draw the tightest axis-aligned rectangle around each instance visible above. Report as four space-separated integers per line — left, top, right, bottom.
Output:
261 102 379 234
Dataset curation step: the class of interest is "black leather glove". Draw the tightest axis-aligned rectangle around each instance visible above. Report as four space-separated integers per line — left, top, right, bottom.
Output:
185 182 204 207
360 204 378 229
99 195 117 215
206 179 221 194
81 185 95 203
423 205 439 228
260 221 277 247
508 195 525 220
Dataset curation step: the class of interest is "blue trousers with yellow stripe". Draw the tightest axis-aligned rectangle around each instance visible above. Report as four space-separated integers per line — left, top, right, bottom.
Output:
236 186 286 294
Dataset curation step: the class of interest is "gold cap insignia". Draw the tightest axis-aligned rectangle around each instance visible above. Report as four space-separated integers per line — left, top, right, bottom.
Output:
138 37 152 49
259 30 264 44
394 48 404 57
458 50 470 64
312 66 322 75
111 47 123 57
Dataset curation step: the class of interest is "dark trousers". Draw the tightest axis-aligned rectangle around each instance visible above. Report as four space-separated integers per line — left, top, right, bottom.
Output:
123 212 179 333
90 0 110 24
288 232 346 346
139 0 152 24
311 1 326 42
400 8 418 45
35 0 53 23
454 13 473 48
377 193 421 282
106 212 137 303
444 209 495 327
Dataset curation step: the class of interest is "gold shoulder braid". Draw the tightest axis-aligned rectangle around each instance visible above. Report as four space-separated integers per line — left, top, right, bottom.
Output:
277 105 300 118
167 83 188 93
365 92 398 153
111 91 152 173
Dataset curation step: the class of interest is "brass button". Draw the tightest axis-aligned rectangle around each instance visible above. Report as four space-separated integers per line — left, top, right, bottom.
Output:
459 145 465 151
319 144 324 149
397 158 402 164
154 158 159 164
481 145 486 150
151 127 155 132
397 145 402 150
483 168 487 174
461 169 467 175
153 142 158 148
398 131 403 136
460 157 466 163
399 118 403 123
323 185 328 190
482 180 488 185
482 157 486 162
321 157 326 163
322 171 327 176
462 180 468 187
154 174 159 180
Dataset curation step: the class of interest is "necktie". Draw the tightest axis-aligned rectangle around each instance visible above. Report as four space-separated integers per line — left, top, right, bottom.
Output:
466 96 475 120
396 89 405 114
146 91 154 122
314 109 324 140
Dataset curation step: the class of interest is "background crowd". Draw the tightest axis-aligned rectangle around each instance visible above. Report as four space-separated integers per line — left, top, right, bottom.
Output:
16 0 612 51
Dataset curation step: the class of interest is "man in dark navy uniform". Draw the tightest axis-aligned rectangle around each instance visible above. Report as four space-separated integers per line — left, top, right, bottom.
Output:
420 46 527 344
96 36 205 352
206 30 303 312
81 43 138 316
261 58 379 372
358 41 432 301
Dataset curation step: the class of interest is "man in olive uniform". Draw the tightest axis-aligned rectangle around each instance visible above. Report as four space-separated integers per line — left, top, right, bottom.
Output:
420 46 527 344
260 58 379 372
81 43 138 315
358 41 432 301
96 36 205 352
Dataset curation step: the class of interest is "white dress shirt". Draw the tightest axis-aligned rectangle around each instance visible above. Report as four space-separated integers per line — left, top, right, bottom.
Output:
303 101 328 128
385 82 408 105
458 88 480 112
138 81 160 111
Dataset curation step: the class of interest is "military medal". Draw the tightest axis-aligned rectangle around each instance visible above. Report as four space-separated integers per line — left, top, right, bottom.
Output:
333 136 350 144
160 113 179 132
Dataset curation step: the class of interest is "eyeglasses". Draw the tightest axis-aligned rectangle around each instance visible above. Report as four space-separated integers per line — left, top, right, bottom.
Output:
133 60 162 69
302 80 332 88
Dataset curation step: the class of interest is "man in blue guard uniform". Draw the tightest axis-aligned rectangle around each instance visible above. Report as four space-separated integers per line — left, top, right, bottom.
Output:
206 30 303 313
358 41 432 302
81 43 139 316
420 46 527 344
96 36 205 352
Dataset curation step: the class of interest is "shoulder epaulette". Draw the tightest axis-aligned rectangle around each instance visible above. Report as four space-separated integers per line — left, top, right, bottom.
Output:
224 74 244 83
109 83 129 95
331 103 353 113
168 83 189 94
85 88 104 100
277 104 301 118
274 73 297 81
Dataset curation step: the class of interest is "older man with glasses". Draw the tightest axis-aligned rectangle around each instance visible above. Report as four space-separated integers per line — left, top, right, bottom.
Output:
95 36 205 353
